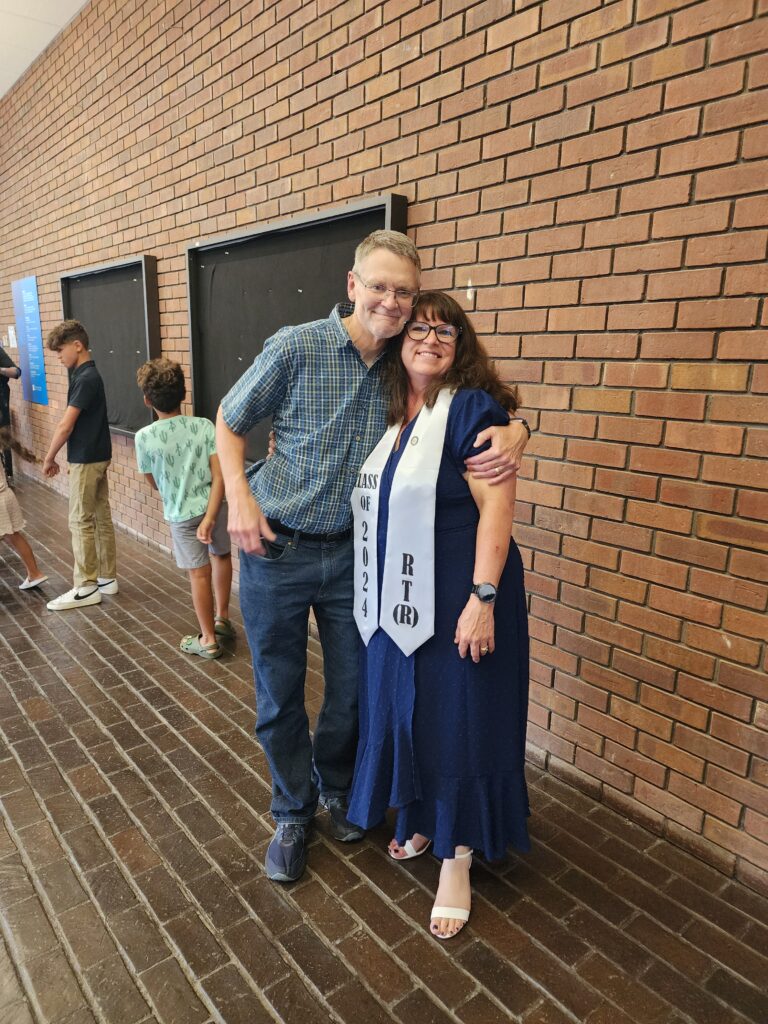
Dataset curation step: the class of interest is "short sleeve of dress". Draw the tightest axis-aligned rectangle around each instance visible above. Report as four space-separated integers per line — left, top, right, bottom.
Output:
445 388 511 467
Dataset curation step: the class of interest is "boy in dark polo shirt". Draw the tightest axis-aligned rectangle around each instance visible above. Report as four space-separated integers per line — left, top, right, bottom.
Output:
43 320 117 611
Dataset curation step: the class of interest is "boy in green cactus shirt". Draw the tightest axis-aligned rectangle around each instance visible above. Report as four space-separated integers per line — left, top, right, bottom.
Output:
135 358 233 659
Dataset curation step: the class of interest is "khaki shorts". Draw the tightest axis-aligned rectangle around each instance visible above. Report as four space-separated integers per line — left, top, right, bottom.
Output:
169 504 230 570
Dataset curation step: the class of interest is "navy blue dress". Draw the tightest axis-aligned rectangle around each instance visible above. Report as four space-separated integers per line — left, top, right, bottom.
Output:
348 389 530 861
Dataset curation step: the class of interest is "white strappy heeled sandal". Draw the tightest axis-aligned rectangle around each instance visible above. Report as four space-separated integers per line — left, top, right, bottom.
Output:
388 837 432 861
430 849 473 940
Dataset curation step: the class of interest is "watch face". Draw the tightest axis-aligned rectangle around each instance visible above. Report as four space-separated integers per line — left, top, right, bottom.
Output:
475 583 497 603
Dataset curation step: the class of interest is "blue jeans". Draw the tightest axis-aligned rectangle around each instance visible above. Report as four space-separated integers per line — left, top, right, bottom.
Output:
239 533 359 824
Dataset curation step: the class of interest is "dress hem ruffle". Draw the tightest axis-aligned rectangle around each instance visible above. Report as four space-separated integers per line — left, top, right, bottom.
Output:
350 767 531 863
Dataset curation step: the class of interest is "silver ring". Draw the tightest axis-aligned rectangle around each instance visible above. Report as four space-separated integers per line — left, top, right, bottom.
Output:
494 466 501 475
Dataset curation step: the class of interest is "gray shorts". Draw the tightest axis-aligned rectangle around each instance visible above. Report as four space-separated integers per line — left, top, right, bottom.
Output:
169 505 231 570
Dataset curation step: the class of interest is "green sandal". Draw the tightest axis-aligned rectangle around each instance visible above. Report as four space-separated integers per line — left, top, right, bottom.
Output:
214 617 236 639
180 634 222 659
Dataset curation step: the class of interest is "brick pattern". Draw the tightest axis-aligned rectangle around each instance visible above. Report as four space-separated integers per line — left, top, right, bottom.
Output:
0 1 766 887
2 478 768 1024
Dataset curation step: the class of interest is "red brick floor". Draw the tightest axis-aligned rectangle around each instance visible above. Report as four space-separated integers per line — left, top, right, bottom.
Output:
1 478 767 1024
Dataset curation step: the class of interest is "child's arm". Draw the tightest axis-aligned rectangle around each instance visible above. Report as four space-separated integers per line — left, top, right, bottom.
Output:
133 429 156 490
197 453 224 544
42 406 82 477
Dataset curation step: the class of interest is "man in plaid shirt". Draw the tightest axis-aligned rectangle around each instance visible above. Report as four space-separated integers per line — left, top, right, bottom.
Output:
217 230 528 882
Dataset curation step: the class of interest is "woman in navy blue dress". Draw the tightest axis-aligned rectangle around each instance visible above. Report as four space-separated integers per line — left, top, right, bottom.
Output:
348 291 530 940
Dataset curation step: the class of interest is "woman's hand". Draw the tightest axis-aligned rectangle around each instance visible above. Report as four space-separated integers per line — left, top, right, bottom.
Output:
454 597 495 663
465 419 529 484
267 429 277 459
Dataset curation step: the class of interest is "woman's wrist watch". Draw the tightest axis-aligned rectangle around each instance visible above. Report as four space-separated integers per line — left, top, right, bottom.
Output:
510 416 531 439
471 582 497 603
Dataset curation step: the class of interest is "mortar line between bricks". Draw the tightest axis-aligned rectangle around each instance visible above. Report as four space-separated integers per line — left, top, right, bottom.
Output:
5 593 269 783
3 582 523 1019
2 524 255 702
516 783 766 1021
44 602 257 715
0 931 38 1023
0 693 344 1024
0 669 720 1024
495 829 710 1018
0 742 308 1024
0 616 275 837
3 642 542 1024
0 910 61 1024
294 848 493 1022
0 740 236 1024
0 625 413 1020
526 772 762 938
596 832 768 988
3 658 763 1024
531 787 762 950
4 483 767 1022
633 959 756 1024
0 798 153 1024
0 653 403 1024
676 917 768 990
329 837 603 1024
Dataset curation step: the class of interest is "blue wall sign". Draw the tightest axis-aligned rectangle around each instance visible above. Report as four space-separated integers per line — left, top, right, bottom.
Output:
11 276 48 405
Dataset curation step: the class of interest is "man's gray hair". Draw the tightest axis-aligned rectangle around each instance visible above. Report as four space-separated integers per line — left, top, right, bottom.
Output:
353 230 421 273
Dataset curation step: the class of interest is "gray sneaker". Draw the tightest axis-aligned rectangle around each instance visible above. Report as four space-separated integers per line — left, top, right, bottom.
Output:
265 823 307 882
321 796 365 843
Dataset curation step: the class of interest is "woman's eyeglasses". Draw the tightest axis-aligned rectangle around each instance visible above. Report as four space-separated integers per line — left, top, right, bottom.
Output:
405 322 461 345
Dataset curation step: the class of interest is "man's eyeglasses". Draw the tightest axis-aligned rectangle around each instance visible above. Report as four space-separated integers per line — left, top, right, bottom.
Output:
405 322 461 345
353 272 418 306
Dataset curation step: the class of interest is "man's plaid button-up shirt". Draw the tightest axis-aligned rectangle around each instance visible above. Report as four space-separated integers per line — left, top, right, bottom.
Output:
220 303 389 533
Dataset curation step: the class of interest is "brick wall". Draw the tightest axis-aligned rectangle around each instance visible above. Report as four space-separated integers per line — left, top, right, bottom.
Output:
1 0 766 892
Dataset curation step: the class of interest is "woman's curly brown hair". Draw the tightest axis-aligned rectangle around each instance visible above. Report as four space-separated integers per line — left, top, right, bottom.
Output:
382 290 518 426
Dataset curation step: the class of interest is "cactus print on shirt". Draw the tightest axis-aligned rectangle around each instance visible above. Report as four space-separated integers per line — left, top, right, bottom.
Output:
134 416 217 523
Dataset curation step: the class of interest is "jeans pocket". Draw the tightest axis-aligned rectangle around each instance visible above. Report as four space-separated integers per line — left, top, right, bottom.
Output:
261 537 292 562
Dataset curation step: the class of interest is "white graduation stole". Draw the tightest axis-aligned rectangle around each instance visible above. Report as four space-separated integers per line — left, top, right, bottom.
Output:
352 388 454 656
